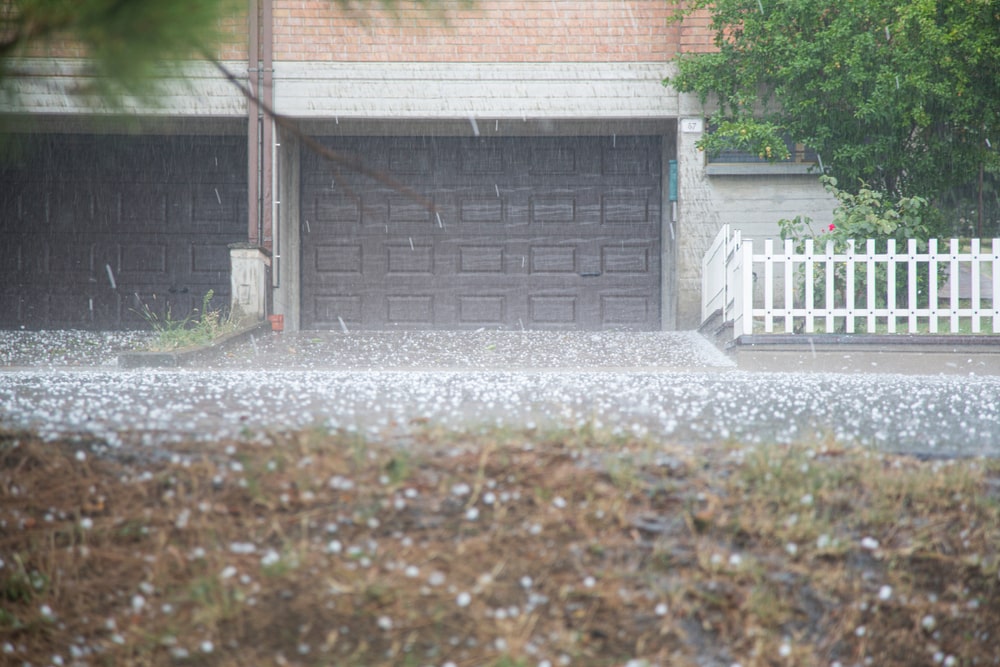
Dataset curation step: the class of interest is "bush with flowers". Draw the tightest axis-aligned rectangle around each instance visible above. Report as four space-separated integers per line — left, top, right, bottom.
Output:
777 177 938 327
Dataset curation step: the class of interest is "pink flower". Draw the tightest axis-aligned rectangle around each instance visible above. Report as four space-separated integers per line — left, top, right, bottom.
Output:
828 224 836 231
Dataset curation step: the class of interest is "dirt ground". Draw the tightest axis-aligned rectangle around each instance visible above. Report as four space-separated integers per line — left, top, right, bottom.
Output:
2 424 998 667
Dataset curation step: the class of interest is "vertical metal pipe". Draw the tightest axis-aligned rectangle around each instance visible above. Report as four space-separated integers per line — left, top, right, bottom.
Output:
247 0 260 246
262 0 274 251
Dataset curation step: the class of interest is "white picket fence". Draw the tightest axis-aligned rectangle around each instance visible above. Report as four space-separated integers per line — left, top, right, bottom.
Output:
702 225 1000 338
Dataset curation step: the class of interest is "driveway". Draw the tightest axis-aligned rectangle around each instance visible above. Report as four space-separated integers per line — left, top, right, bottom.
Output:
1 330 998 457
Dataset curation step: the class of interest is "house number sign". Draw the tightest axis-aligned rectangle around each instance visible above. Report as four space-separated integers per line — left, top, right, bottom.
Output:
681 118 704 133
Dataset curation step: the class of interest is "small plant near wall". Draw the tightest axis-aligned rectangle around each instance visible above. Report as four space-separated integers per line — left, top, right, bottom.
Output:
136 290 246 351
777 176 937 324
696 117 792 162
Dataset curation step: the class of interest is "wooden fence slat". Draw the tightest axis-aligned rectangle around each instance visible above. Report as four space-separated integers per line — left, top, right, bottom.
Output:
846 240 856 333
887 239 897 333
764 239 774 333
866 239 876 332
824 240 835 333
971 238 982 333
950 239 960 333
740 239 754 335
701 229 999 340
784 239 795 334
907 238 918 332
993 239 1000 334
805 239 815 333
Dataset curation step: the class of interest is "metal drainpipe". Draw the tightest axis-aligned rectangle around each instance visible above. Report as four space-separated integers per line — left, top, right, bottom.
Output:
262 0 274 253
247 0 260 246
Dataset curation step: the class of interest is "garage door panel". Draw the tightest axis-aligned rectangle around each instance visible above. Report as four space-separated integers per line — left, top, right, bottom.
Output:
601 294 655 327
529 245 578 274
456 245 505 274
191 184 243 229
388 145 434 175
313 243 364 275
117 240 170 276
602 193 655 225
302 135 660 330
388 196 434 224
120 186 169 230
528 295 578 325
456 294 507 326
385 243 435 275
458 196 505 224
188 241 233 276
313 193 362 226
0 134 246 329
602 137 659 175
601 245 652 275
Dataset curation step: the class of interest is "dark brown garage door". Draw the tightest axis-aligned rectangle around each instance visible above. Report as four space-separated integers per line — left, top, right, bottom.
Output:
301 135 661 330
0 134 247 329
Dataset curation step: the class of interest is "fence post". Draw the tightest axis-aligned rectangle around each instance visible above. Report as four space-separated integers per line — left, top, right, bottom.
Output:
907 238 918 332
949 239 960 333
741 239 754 336
993 239 1000 334
866 239 876 332
971 238 982 333
845 240 856 333
928 239 938 333
824 240 835 333
783 239 795 333
887 239 897 333
804 239 815 333
763 239 774 332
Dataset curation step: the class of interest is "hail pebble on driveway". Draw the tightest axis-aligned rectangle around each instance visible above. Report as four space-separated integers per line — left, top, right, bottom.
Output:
0 330 998 457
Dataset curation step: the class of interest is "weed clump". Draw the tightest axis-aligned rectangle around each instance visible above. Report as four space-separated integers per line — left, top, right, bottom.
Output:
136 290 246 351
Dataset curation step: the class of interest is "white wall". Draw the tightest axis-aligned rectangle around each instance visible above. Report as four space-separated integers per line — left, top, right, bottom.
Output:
675 121 837 328
273 62 680 119
0 59 248 117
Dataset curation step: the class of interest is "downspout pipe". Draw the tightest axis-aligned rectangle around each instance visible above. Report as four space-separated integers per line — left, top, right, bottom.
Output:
262 0 274 252
247 0 260 246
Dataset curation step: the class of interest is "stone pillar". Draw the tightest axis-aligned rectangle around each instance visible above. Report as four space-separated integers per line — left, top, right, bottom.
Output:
229 243 270 321
272 129 301 331
676 116 722 329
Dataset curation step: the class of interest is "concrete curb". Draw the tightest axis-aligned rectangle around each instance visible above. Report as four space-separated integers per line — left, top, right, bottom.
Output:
729 333 1000 375
733 333 1000 350
118 321 272 369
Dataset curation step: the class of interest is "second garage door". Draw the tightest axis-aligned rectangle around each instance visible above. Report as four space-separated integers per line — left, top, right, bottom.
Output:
0 134 246 329
301 135 661 330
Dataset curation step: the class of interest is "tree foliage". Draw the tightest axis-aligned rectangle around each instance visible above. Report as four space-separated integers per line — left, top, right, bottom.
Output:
666 0 1000 216
0 0 244 97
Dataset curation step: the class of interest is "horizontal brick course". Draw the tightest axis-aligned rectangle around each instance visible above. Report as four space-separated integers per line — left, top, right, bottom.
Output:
273 0 686 62
12 2 714 65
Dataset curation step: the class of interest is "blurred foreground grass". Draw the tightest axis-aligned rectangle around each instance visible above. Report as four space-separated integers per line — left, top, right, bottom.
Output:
1 425 998 666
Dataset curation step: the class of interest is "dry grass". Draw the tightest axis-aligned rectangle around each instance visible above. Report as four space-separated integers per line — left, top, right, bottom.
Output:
1 425 999 667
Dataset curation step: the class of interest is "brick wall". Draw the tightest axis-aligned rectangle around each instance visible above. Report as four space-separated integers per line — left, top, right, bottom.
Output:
273 0 683 62
11 1 712 64
12 8 248 61
678 6 716 54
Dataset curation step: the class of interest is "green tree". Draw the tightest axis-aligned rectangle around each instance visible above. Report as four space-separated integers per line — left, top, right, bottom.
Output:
666 0 1000 233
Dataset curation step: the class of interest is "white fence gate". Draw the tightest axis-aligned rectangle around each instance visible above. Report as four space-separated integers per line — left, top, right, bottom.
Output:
702 229 1000 339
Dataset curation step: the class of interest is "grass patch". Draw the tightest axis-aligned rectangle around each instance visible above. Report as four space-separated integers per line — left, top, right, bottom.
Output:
136 290 248 352
0 427 998 666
